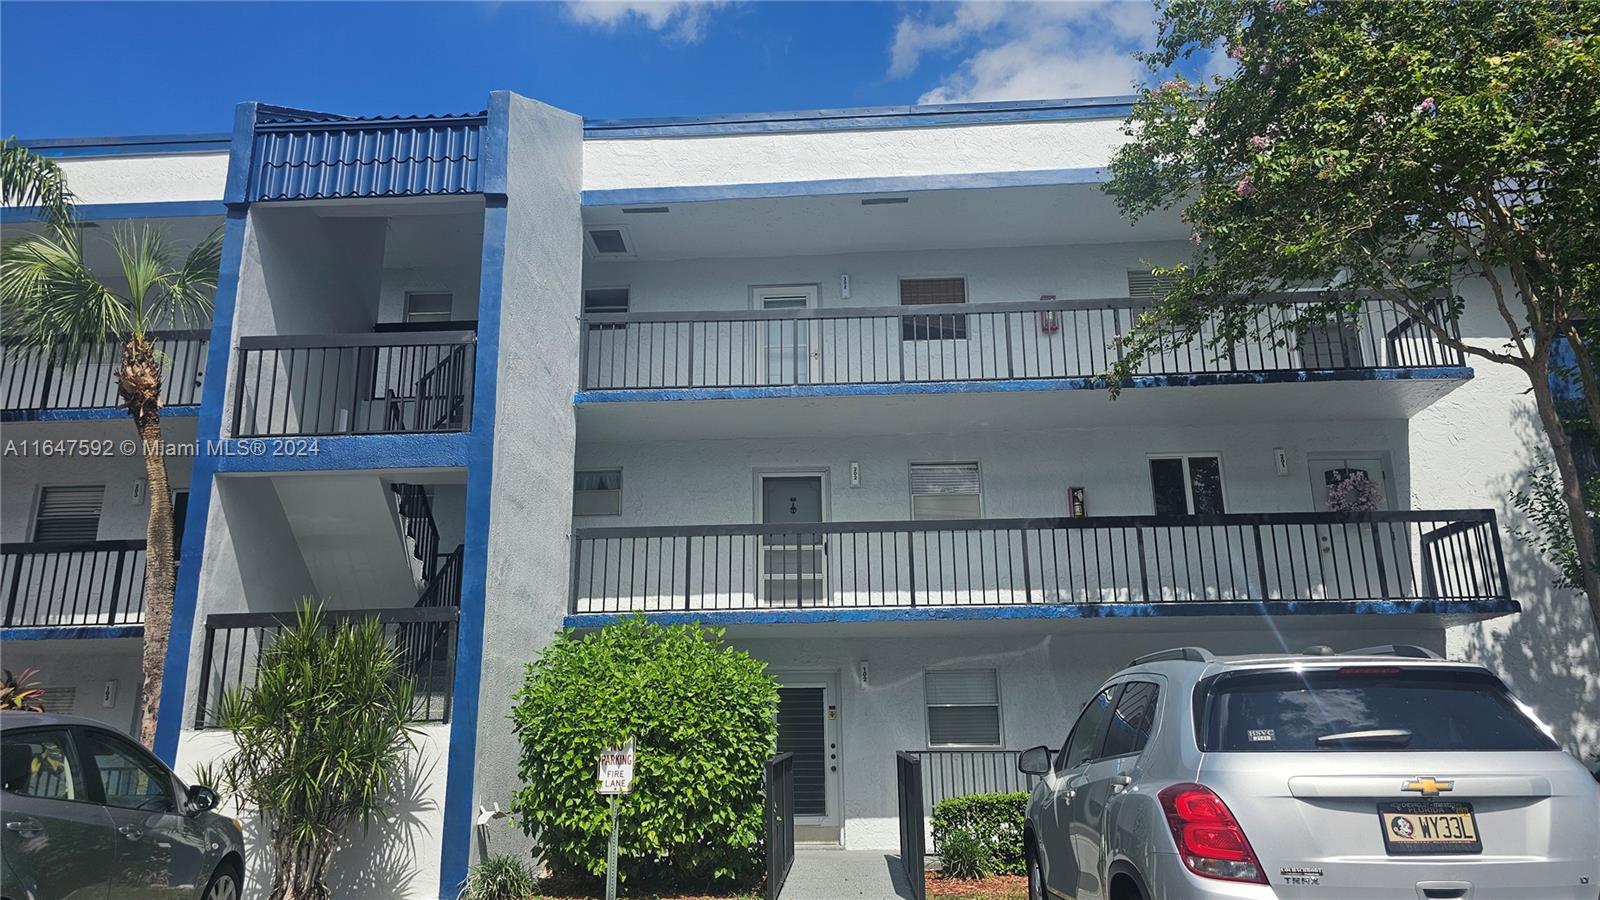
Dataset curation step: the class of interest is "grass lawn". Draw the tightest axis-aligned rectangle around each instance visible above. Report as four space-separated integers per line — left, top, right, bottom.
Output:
926 872 1028 900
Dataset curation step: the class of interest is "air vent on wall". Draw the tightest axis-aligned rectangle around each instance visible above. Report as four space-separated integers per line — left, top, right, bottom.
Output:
1128 270 1180 300
585 226 634 257
861 197 910 205
38 686 77 714
621 206 670 214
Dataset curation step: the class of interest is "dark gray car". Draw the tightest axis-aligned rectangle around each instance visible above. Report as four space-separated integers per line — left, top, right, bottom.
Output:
1 712 244 900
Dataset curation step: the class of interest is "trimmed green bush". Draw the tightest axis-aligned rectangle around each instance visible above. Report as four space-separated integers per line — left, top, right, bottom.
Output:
931 791 1029 877
509 617 779 889
458 853 539 900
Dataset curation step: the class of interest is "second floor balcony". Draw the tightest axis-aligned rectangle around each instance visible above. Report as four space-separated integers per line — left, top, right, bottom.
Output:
577 295 1465 393
568 510 1511 624
2 540 146 630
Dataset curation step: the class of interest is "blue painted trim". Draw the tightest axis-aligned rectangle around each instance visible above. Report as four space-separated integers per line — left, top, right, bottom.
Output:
153 207 249 764
207 434 471 473
565 598 1521 630
437 102 510 896
222 103 258 208
0 405 199 423
18 133 231 158
583 96 1137 138
0 625 144 641
1 201 225 224
574 367 1475 405
581 168 1111 208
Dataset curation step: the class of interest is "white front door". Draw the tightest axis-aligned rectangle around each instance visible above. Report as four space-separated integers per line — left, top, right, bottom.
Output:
759 473 826 606
1308 454 1404 599
774 674 842 840
753 285 819 385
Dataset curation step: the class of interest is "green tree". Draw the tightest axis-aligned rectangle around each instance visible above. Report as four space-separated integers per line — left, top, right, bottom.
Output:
1 139 74 228
207 603 419 900
509 617 779 890
1 148 221 746
1105 0 1600 636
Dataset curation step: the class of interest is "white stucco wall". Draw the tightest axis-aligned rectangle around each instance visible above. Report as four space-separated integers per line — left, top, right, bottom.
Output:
52 153 229 205
583 118 1126 191
0 637 143 732
174 723 450 900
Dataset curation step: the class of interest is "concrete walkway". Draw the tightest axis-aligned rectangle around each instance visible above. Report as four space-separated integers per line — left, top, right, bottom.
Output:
779 849 916 900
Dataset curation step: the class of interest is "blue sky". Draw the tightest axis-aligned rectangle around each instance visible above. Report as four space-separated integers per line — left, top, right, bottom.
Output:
2 2 1186 139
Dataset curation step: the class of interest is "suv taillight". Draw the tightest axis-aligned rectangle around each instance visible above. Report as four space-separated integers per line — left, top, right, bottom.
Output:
1157 783 1267 884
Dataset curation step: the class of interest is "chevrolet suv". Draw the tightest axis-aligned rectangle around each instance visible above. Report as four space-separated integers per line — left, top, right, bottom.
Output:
1017 645 1600 899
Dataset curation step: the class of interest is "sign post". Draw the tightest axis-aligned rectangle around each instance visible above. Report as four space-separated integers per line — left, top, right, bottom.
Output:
597 739 636 900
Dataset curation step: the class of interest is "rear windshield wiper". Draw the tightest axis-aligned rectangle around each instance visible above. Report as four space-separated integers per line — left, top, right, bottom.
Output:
1315 728 1413 747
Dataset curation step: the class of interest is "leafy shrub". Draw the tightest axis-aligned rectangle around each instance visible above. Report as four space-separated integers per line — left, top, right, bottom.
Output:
459 853 540 900
509 617 779 889
931 791 1029 877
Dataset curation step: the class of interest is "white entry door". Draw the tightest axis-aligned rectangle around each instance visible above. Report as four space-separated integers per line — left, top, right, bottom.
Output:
753 285 819 385
1308 455 1403 599
760 474 826 605
774 675 842 841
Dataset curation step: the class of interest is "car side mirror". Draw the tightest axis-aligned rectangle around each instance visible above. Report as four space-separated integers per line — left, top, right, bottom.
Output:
1017 745 1053 776
185 784 219 815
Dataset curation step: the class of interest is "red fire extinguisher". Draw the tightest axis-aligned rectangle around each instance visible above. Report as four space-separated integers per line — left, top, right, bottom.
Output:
1039 296 1060 333
1070 486 1086 518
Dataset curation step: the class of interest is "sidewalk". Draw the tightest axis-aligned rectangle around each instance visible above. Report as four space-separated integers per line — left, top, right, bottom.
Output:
779 849 915 900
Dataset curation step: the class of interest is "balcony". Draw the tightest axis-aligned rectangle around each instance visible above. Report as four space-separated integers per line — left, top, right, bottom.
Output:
568 511 1512 624
2 541 146 630
193 604 460 727
2 331 209 418
231 329 475 437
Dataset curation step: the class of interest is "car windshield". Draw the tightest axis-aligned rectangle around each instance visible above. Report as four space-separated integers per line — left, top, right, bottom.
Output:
1201 667 1558 752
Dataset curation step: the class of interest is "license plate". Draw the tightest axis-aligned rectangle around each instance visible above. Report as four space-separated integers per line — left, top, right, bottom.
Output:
1378 801 1481 854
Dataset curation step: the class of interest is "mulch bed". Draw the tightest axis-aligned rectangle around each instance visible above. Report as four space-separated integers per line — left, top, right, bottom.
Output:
532 874 759 899
925 872 1028 900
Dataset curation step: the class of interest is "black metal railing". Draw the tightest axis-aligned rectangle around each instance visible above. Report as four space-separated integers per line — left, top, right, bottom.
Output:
231 330 475 437
193 605 459 728
896 751 926 900
394 484 442 578
570 510 1507 614
417 546 465 610
2 331 209 412
904 749 1040 813
764 752 795 900
2 541 146 628
578 296 1465 390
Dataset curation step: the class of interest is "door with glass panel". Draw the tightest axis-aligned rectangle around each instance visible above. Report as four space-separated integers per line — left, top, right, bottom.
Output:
760 474 826 605
753 285 819 385
1146 455 1243 602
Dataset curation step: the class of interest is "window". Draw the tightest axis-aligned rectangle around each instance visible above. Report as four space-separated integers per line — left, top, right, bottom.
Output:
1149 456 1225 516
584 288 630 331
1058 686 1117 771
1 729 83 801
33 485 104 542
926 669 1001 747
574 469 623 517
1128 270 1180 301
1100 681 1160 758
80 730 174 812
910 463 981 520
585 227 633 256
1201 669 1558 752
901 277 967 340
403 292 454 324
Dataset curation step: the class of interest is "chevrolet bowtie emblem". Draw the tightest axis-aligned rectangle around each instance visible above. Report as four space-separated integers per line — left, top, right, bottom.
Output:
1402 777 1454 796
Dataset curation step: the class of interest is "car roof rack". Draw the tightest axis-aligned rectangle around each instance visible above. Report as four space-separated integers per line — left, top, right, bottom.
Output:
1342 644 1442 660
1129 647 1216 666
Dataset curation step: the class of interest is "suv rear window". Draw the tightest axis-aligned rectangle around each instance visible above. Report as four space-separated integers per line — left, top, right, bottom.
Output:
1201 667 1558 752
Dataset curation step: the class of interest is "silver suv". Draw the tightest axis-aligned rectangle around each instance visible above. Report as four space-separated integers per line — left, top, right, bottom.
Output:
1 712 245 900
1017 645 1600 899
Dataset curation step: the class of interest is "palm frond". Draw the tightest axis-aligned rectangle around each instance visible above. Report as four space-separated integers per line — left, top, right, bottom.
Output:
112 223 176 334
151 226 222 331
1 139 76 228
0 223 129 357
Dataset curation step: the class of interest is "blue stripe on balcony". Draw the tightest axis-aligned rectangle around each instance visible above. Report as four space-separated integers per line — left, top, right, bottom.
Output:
573 367 1475 405
0 625 144 641
0 405 200 423
564 597 1522 630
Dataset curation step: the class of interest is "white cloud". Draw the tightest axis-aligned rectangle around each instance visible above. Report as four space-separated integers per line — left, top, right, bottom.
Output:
890 1 1157 104
564 0 731 43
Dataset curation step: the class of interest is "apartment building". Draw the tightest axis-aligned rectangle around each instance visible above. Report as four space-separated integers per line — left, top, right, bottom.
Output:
3 92 1595 898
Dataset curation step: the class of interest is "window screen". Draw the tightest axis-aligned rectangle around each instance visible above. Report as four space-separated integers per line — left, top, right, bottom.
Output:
926 669 1001 746
910 463 981 520
584 288 630 331
1149 456 1225 515
1100 680 1160 758
901 277 968 340
33 485 104 542
574 469 623 517
404 292 454 324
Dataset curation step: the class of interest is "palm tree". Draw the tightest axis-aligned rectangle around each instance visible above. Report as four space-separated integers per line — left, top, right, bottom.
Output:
2 139 74 228
2 164 221 744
